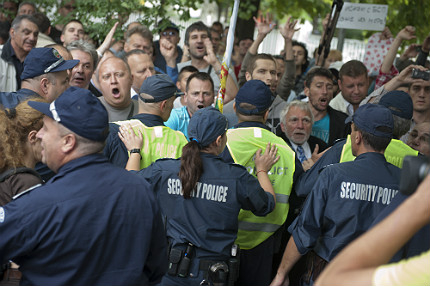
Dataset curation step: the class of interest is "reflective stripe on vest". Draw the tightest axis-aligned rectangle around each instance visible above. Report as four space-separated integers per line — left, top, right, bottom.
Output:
114 119 188 168
226 127 295 250
340 135 419 167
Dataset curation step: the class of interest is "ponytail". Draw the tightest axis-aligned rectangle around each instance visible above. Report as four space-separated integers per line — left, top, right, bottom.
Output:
178 140 203 199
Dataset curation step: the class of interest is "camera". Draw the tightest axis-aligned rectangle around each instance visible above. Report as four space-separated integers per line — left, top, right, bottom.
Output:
399 156 430 195
411 69 430 81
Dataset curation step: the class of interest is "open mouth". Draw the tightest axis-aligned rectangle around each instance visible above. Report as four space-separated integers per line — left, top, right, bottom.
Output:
112 88 120 98
197 104 205 109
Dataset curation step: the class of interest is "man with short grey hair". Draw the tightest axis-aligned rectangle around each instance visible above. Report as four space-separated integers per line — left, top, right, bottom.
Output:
67 39 98 90
279 100 328 169
0 15 39 91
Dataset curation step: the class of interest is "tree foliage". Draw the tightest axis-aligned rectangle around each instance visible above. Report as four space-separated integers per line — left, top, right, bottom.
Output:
34 0 206 44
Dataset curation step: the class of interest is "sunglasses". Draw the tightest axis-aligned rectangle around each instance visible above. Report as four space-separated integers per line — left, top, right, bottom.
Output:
161 31 177 37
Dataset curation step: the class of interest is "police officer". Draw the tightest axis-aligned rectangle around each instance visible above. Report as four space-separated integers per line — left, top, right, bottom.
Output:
119 107 278 286
0 47 78 108
0 87 167 285
297 90 419 197
104 74 188 168
271 104 401 286
220 80 303 286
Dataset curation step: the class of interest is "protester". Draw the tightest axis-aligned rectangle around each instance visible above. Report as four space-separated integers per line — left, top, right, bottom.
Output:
0 15 38 92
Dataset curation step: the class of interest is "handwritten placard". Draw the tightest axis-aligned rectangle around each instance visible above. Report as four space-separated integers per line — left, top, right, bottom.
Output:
336 3 388 31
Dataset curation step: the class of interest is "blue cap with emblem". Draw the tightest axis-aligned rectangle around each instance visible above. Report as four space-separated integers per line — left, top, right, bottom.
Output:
188 107 228 147
28 87 109 142
345 104 393 138
235 80 275 115
21 47 79 80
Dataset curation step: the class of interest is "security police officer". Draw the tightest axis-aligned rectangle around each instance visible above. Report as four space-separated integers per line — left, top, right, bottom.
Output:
120 107 279 286
297 90 419 197
0 87 167 285
220 80 303 286
271 104 401 286
104 74 188 168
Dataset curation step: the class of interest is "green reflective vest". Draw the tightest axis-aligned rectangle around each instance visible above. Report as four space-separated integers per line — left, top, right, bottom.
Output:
115 119 188 169
226 127 295 249
340 135 419 167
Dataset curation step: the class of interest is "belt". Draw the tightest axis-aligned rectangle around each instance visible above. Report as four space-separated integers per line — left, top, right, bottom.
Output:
2 268 22 281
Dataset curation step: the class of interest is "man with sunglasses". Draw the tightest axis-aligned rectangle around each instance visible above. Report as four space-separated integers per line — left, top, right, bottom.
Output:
153 21 183 73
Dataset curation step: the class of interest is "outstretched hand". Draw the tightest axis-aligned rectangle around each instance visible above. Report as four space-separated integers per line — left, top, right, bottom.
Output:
253 12 276 36
255 143 280 173
280 16 300 41
118 124 143 151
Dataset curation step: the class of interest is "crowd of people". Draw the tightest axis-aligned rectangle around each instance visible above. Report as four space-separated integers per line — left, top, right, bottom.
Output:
0 0 429 285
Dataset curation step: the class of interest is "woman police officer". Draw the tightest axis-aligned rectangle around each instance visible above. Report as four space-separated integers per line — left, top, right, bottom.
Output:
119 107 279 286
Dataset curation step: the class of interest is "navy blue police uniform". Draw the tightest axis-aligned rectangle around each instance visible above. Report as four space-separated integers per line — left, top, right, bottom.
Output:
290 152 401 284
133 106 276 286
0 154 167 286
370 192 430 262
138 154 274 286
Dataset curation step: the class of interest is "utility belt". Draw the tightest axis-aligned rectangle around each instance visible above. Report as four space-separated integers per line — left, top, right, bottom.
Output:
167 243 239 286
303 251 328 284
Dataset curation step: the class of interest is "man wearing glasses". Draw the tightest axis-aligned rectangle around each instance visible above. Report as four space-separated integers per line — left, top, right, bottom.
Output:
153 21 183 73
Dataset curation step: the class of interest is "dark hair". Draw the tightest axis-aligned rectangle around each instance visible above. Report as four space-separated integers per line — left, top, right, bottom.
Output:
184 21 210 46
339 60 368 81
178 141 203 199
292 40 309 72
304 67 333 88
125 25 153 43
61 19 84 35
355 124 391 152
186 71 214 92
239 37 253 44
0 21 10 43
178 65 198 81
246 53 276 75
31 12 50 34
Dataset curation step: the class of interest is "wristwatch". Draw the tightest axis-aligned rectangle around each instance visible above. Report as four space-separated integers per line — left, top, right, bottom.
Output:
129 148 142 160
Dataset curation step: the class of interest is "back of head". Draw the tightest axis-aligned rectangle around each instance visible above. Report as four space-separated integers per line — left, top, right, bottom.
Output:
347 104 394 152
31 12 50 34
339 60 367 81
235 80 274 122
378 90 413 139
184 21 210 46
0 98 45 172
180 107 228 199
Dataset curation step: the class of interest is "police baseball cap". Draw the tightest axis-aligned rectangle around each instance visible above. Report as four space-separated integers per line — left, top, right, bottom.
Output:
188 107 228 147
21 48 79 80
139 74 178 103
235 80 275 115
345 104 393 138
378 90 413 120
28 87 109 142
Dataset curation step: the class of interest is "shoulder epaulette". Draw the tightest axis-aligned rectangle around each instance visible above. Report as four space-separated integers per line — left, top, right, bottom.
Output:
12 183 42 200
